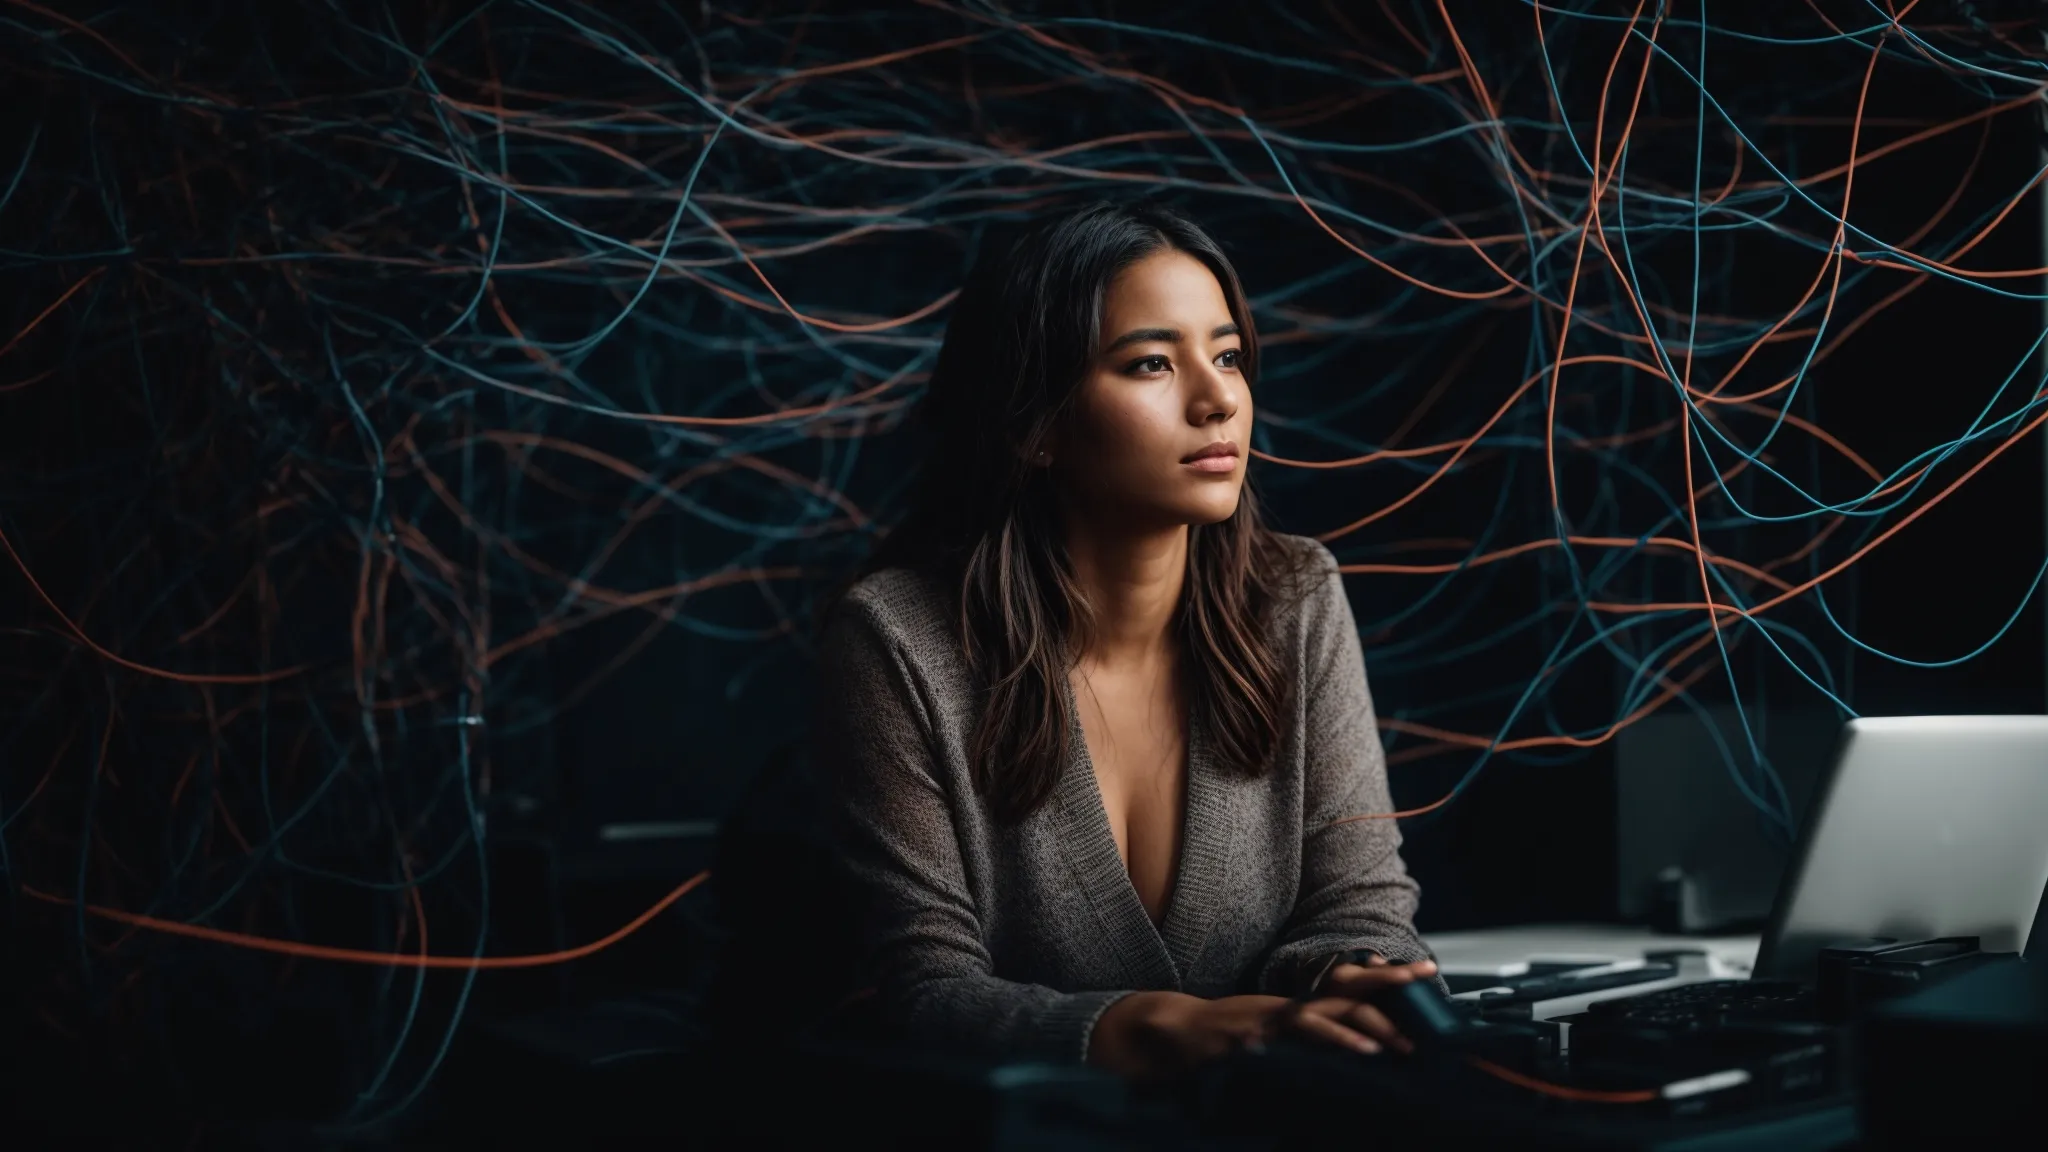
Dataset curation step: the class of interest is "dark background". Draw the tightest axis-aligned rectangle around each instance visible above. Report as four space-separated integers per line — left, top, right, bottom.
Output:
2 1 2043 1145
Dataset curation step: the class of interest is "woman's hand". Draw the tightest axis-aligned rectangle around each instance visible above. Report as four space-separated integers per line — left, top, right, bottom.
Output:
1295 953 1441 1054
1087 958 1440 1079
1089 991 1283 1080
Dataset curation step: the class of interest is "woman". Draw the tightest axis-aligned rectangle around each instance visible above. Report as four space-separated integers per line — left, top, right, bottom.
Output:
815 201 1440 1080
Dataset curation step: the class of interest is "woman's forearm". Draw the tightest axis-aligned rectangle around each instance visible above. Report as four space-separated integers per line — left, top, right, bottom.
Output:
1086 990 1200 1077
1087 990 1296 1079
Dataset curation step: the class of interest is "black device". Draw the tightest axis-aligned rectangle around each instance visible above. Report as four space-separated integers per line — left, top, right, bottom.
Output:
1811 937 1910 1020
1854 955 2046 1150
1814 935 2002 1022
1209 975 1856 1149
1361 978 1569 1069
1563 938 1996 1044
1561 981 1840 1106
1549 933 2007 1118
1370 978 1470 1047
1578 979 1814 1031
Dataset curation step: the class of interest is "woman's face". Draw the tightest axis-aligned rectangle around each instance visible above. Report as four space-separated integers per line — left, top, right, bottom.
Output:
1051 249 1251 531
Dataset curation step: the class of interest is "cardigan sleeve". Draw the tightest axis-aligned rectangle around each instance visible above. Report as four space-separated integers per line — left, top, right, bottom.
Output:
816 594 1134 1064
1255 546 1443 996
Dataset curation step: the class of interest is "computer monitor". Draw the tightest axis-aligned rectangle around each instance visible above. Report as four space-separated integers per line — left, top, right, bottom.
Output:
1615 705 1840 931
1754 716 2048 983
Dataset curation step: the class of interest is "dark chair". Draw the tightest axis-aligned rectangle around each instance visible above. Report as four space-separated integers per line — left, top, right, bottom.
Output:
700 740 870 1047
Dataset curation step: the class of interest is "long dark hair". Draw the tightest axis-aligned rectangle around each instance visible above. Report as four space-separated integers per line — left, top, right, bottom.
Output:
832 200 1321 824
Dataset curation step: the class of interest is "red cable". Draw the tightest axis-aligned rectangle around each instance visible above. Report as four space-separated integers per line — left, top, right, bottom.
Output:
21 870 708 969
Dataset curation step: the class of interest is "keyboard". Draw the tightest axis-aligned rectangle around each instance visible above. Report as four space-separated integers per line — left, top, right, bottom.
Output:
1582 979 1815 1030
1565 979 1839 1101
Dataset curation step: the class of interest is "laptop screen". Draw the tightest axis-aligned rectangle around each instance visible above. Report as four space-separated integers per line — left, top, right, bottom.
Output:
1753 715 2048 983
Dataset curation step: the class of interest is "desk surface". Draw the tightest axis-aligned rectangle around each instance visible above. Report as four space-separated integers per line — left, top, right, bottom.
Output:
1426 921 1762 978
441 921 1843 1151
1425 922 1764 1026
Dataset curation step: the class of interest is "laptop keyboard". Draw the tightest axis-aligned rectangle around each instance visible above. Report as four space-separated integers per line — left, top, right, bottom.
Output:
1581 979 1814 1029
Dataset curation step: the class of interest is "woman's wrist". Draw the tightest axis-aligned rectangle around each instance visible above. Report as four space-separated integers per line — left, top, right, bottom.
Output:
1086 990 1199 1076
1298 949 1379 996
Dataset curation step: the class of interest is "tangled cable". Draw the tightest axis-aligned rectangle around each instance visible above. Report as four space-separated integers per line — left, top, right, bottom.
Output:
3 0 2044 1126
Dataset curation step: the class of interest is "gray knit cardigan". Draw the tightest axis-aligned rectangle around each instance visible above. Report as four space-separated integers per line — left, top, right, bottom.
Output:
814 535 1435 1064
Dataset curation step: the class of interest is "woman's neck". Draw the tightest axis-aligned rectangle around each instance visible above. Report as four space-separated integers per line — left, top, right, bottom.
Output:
1062 518 1188 667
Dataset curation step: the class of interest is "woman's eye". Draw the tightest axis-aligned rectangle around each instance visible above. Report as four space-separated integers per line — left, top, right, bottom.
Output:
1128 355 1171 374
1216 348 1241 369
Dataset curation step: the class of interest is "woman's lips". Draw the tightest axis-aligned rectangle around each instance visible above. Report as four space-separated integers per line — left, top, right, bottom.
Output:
1182 440 1240 472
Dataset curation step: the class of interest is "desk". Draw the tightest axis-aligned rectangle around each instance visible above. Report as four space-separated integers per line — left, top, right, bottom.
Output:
1200 924 1853 1150
1427 922 1761 1038
1426 922 1761 980
442 924 1829 1151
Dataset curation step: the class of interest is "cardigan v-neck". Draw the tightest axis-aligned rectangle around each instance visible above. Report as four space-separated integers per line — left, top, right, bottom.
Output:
1049 670 1239 990
817 534 1434 1064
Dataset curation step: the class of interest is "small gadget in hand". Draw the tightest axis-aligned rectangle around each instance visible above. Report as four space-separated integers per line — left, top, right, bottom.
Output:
1308 949 1470 1049
1368 979 1469 1048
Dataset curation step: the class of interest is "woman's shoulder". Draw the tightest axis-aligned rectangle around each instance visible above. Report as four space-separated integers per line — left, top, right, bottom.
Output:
823 563 962 659
1267 529 1343 607
1260 532 1357 672
1269 531 1340 580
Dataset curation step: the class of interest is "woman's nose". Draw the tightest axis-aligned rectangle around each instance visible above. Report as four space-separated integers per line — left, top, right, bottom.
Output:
1188 362 1240 422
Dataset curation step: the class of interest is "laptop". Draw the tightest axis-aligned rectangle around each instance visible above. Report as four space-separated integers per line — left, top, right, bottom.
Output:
1442 715 2048 1017
1753 714 2048 983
